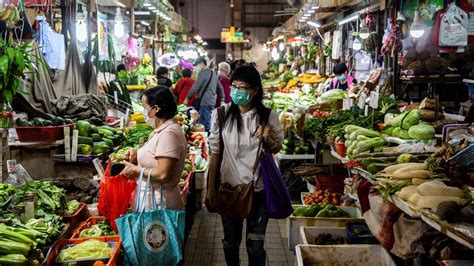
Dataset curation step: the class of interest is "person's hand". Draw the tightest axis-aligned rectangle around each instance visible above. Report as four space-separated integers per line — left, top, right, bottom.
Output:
120 161 141 179
183 99 189 105
124 148 138 164
254 125 271 142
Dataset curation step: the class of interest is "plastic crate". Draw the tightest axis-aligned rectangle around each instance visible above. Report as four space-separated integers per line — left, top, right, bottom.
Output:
315 174 346 193
15 124 74 142
346 222 378 244
45 236 121 266
295 244 395 266
450 144 474 166
71 216 109 239
287 205 364 250
63 203 89 228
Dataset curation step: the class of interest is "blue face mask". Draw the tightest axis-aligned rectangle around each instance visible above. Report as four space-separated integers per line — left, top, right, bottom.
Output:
230 87 252 106
337 75 346 82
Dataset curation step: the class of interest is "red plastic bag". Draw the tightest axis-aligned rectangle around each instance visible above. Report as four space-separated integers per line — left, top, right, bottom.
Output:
98 163 137 232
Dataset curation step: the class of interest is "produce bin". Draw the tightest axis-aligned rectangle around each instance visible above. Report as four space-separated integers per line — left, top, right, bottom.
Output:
299 226 346 245
287 205 364 250
15 124 74 142
45 236 121 266
194 161 208 190
63 203 89 228
346 222 378 244
70 216 110 239
295 244 395 266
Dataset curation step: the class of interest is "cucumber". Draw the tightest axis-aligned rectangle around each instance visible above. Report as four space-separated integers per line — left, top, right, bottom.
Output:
91 133 101 142
102 138 114 148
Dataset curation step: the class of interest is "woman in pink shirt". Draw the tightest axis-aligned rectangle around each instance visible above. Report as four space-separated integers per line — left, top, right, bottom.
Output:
121 86 187 210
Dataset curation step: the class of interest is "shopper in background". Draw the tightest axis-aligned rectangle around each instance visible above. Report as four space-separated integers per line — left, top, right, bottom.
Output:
216 62 232 107
173 68 195 106
121 86 187 211
184 57 225 131
329 63 357 91
156 66 173 88
106 64 132 113
208 65 284 266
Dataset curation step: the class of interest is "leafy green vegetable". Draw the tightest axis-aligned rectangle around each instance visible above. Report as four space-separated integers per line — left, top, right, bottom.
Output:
317 89 347 105
65 200 80 216
408 123 435 140
0 183 14 206
401 109 420 130
15 181 66 214
58 240 113 262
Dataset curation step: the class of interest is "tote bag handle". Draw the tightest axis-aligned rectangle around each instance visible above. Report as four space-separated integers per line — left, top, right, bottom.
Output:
134 168 159 213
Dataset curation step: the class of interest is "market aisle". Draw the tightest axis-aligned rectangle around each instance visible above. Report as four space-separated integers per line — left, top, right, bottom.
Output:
183 209 294 266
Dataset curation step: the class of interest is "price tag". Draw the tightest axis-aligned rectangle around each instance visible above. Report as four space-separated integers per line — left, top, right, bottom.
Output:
364 104 369 116
342 99 353 111
369 92 379 109
114 91 118 105
120 117 124 129
71 130 79 162
358 92 368 109
64 127 71 162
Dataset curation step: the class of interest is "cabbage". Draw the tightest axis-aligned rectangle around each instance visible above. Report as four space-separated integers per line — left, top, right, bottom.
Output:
58 240 113 262
392 127 402 137
388 112 408 127
399 129 411 139
317 89 347 104
401 109 420 130
408 123 435 140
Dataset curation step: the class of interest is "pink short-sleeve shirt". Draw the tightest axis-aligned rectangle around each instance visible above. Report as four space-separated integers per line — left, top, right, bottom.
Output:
134 119 187 211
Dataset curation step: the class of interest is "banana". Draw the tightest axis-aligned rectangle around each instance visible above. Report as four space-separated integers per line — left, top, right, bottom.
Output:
0 6 7 17
8 7 16 22
12 7 19 22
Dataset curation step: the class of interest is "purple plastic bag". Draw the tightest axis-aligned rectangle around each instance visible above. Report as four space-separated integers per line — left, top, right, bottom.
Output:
260 147 293 219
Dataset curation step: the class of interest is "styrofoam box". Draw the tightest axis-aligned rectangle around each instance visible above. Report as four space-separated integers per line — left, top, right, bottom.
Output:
287 205 364 251
295 244 396 266
299 226 346 245
194 162 209 190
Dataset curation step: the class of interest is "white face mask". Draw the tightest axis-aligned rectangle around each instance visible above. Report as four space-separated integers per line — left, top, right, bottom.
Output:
142 107 156 128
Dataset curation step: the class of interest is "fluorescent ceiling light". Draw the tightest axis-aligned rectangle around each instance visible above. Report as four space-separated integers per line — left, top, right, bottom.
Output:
298 18 307 22
307 21 320 28
148 6 156 10
308 9 315 14
311 6 319 10
338 14 358 25
134 11 151 15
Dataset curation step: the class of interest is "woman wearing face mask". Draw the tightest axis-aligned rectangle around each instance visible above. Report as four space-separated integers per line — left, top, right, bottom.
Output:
121 86 187 211
208 66 284 266
216 62 232 107
329 63 357 91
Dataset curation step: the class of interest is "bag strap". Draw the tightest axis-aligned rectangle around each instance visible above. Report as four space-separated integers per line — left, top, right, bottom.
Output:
215 105 226 187
196 70 213 106
252 108 271 177
134 168 146 212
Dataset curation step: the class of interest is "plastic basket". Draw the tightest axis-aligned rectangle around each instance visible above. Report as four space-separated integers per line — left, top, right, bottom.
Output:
70 216 108 239
450 144 474 167
315 174 346 193
346 222 378 244
63 203 89 228
45 236 121 266
15 124 74 142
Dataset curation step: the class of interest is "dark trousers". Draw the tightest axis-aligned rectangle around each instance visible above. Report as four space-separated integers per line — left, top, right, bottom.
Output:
221 191 269 266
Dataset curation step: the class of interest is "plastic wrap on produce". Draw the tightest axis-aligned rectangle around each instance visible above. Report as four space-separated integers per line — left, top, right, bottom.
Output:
451 223 474 239
392 143 437 153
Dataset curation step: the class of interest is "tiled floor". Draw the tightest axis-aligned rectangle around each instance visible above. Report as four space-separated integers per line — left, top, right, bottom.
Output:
183 209 294 266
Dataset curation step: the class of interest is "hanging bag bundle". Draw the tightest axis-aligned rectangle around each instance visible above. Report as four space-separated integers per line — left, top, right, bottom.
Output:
116 169 185 266
439 3 468 47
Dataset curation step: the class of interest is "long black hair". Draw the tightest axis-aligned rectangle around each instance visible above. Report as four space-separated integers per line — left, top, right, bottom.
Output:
225 65 270 131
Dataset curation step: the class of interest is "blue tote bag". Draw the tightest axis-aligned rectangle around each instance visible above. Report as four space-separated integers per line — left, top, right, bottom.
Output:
260 146 293 219
116 169 186 265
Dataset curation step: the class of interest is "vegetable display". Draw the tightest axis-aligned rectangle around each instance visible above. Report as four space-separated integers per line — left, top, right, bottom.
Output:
303 190 341 206
58 240 114 262
293 204 349 218
310 233 345 245
15 181 67 214
76 120 124 155
65 200 80 216
79 220 116 238
15 117 74 127
344 125 386 157
0 183 14 206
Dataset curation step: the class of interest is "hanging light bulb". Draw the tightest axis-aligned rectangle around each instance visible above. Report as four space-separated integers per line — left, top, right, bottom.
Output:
114 7 125 38
359 19 370 39
271 46 280 61
410 10 425 38
278 41 285 51
352 37 362 51
76 5 87 42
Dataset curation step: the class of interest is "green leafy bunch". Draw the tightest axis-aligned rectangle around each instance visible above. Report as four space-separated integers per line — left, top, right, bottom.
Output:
0 37 35 103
